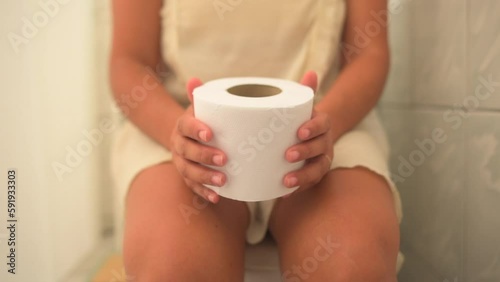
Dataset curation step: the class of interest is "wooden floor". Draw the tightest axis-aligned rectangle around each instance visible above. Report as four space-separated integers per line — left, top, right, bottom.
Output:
92 254 129 282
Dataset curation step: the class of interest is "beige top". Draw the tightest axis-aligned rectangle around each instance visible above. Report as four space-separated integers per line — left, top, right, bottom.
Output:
160 0 346 106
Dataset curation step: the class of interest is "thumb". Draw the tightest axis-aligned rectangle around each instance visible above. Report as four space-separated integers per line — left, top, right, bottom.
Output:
186 78 204 103
300 71 318 93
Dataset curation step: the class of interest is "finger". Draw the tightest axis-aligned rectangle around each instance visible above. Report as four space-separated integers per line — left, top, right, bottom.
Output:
176 114 213 142
173 153 226 187
174 136 226 166
300 71 318 93
186 77 203 103
283 154 331 190
185 179 220 204
285 135 331 163
297 111 331 141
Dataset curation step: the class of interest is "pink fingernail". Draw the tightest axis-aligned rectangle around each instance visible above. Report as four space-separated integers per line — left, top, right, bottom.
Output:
301 129 311 139
286 176 298 188
288 151 300 162
213 155 224 166
208 193 217 203
198 130 208 142
211 175 223 186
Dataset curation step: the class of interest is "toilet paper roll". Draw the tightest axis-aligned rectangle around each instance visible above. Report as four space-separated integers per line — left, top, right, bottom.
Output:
193 77 314 202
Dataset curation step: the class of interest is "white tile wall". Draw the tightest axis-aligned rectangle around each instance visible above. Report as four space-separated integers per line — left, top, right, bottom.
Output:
468 0 500 109
407 110 465 279
381 0 500 281
464 113 500 281
382 0 412 104
412 0 467 106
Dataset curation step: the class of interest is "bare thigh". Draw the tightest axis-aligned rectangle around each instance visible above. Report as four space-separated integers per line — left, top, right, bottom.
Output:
270 167 400 282
123 162 250 282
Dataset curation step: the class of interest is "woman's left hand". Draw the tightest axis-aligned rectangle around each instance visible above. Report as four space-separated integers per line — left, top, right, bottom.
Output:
283 72 334 192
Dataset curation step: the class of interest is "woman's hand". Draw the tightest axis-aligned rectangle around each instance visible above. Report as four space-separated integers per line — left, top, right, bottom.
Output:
170 78 227 204
283 72 335 193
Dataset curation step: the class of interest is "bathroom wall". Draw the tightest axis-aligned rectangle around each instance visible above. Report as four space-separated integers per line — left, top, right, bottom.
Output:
380 0 500 281
94 0 122 249
0 0 102 281
94 0 116 237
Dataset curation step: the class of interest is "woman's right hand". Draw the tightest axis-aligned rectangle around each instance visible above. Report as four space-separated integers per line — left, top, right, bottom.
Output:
170 78 227 204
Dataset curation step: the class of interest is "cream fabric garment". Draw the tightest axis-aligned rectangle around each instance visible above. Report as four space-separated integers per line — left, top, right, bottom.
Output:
111 0 404 271
160 0 346 106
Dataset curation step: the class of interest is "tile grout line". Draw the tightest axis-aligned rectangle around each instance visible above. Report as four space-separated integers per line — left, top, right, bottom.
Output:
462 0 469 280
379 101 500 114
396 3 445 280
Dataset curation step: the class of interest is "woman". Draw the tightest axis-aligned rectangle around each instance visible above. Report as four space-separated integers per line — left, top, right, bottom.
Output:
110 0 403 281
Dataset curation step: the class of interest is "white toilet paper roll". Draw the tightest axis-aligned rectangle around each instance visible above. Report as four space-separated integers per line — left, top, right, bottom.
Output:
193 77 314 202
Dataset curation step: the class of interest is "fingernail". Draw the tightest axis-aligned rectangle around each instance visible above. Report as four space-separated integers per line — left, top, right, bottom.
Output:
203 189 216 204
301 129 310 139
212 154 224 166
211 174 223 186
208 193 217 203
288 150 300 162
198 130 208 142
286 176 298 188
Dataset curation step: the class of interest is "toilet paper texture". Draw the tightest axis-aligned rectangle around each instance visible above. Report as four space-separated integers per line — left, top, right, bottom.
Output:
193 77 314 202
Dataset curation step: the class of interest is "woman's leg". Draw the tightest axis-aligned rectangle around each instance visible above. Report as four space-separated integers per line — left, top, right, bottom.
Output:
123 162 250 282
270 167 400 282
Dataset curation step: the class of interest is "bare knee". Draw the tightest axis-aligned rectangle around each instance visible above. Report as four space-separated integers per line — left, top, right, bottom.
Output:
274 167 400 282
331 231 399 282
122 228 182 281
279 233 398 282
123 229 247 282
122 163 248 282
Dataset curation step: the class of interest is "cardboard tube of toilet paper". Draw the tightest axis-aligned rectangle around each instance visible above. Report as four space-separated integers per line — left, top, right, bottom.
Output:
193 77 314 202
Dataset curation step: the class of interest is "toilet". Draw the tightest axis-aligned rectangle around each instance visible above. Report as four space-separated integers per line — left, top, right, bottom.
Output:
245 236 281 282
